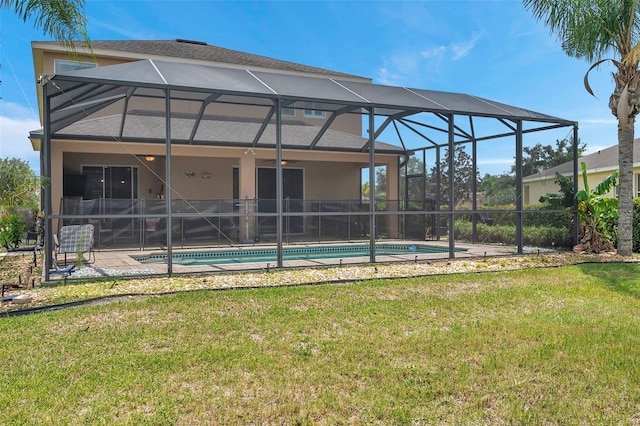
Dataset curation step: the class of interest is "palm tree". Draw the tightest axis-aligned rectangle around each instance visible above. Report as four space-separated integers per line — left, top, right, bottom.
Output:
1 0 90 51
523 0 640 256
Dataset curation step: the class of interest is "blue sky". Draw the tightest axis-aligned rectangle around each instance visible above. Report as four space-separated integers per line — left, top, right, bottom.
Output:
0 0 620 176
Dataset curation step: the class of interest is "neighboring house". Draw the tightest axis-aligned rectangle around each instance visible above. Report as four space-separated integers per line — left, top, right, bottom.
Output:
30 40 403 248
522 140 640 204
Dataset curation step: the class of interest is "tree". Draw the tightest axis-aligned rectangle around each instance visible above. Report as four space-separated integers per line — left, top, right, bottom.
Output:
1 0 91 51
431 145 478 206
361 181 370 201
517 137 587 177
401 155 427 201
0 158 43 250
480 173 516 206
375 166 387 200
524 0 639 256
0 158 41 214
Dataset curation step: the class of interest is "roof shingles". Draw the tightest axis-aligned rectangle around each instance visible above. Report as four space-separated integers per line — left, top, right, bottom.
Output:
40 39 365 80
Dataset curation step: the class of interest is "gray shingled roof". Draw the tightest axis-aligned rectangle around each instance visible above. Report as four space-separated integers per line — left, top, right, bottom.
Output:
523 139 640 181
51 112 404 154
39 39 365 80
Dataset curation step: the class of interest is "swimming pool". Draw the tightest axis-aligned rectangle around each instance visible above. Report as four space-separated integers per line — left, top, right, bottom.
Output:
135 243 466 266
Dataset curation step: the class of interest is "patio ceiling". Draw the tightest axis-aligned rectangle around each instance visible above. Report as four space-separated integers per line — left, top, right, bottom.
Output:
39 59 576 152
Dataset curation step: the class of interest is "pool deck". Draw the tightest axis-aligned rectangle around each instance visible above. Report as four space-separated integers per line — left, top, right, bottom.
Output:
84 240 517 276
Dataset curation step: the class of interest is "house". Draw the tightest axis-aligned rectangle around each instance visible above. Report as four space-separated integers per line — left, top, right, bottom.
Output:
29 39 578 277
522 140 640 204
31 39 404 248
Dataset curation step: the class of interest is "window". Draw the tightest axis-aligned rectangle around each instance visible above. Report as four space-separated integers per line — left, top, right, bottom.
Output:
54 59 97 74
281 107 295 116
81 166 138 199
636 174 640 197
303 102 326 118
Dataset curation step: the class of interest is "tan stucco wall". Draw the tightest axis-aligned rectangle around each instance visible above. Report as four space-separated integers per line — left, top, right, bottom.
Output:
168 157 235 199
55 142 398 206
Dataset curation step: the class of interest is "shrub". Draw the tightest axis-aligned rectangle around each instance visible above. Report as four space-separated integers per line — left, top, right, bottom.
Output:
453 220 573 249
633 198 640 252
453 205 572 230
0 214 26 250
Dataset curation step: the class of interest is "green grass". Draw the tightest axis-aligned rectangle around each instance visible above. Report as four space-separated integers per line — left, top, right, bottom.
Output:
1 263 640 424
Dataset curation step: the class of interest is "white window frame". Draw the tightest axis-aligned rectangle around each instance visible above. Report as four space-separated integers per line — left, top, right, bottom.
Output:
303 102 326 119
54 59 97 74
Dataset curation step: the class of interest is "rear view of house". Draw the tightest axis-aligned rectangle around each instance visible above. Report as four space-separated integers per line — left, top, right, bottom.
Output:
30 39 578 278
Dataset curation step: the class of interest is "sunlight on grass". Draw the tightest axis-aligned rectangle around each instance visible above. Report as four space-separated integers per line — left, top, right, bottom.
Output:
0 263 639 423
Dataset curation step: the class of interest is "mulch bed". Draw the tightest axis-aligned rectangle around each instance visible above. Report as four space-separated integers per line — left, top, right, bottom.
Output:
0 249 635 314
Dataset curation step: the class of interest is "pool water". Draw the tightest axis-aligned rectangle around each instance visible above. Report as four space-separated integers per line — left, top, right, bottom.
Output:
135 243 465 266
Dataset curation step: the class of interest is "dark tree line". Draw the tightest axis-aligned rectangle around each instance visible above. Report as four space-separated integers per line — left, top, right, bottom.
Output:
394 137 583 207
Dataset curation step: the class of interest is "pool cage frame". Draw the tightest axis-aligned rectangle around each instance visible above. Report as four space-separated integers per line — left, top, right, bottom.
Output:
38 60 579 280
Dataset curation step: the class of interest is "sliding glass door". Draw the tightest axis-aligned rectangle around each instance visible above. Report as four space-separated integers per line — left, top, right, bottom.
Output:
82 166 138 200
257 167 304 235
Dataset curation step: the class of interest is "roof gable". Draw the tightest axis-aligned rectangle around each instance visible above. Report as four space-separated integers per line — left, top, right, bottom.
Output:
35 39 366 80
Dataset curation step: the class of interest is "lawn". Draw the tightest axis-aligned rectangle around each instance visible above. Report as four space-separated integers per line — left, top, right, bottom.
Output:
1 262 639 424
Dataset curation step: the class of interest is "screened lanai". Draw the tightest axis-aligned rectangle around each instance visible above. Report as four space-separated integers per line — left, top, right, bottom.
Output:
37 59 579 279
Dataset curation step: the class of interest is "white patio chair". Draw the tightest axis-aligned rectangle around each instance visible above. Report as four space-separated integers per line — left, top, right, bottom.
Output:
54 224 95 266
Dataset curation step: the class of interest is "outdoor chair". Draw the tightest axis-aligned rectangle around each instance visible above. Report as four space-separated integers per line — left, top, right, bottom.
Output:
54 224 95 266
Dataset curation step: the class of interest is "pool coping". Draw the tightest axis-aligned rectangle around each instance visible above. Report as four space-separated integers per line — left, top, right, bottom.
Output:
81 240 517 276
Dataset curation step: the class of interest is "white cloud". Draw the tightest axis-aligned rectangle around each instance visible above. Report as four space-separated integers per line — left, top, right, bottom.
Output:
477 158 514 166
580 118 617 125
90 17 158 40
0 101 41 172
376 32 484 85
377 67 403 86
421 46 446 60
451 32 484 61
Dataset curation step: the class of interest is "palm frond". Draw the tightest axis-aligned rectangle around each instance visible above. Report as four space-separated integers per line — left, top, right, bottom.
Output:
0 0 91 54
523 0 637 62
584 58 611 97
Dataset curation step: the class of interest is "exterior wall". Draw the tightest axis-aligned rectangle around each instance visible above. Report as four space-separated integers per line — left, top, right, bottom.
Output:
55 142 394 207
303 162 360 200
168 157 235 199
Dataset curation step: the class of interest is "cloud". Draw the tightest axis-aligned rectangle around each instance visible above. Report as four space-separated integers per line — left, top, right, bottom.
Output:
377 67 404 86
421 46 446 60
477 158 514 166
0 102 41 172
90 17 159 40
580 118 617 125
376 50 426 86
376 32 484 85
451 32 484 60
